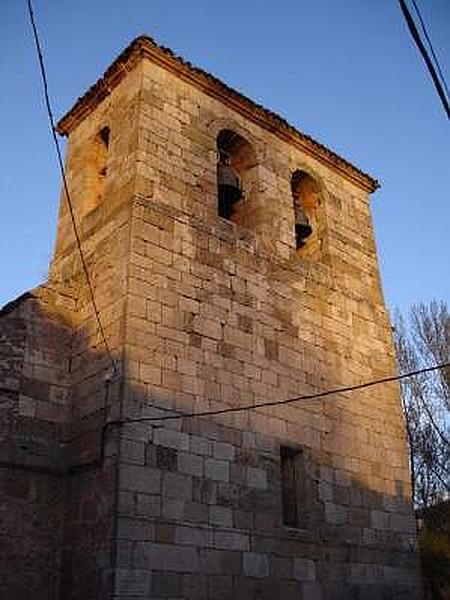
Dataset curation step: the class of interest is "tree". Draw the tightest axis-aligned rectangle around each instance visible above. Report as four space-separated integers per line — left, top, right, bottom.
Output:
393 300 450 509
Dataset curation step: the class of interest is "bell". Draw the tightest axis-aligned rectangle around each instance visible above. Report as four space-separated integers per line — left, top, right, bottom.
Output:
217 161 242 219
295 206 312 246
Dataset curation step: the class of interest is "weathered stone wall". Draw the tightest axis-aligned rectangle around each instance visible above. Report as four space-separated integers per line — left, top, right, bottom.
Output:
110 58 422 598
0 44 422 599
0 242 124 600
48 67 143 600
0 63 142 599
0 287 73 600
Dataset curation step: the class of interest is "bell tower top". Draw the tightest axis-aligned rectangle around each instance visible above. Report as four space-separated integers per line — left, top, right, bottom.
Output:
57 35 377 193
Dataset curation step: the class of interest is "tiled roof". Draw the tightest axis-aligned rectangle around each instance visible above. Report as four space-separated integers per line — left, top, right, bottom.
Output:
57 35 378 192
0 292 35 317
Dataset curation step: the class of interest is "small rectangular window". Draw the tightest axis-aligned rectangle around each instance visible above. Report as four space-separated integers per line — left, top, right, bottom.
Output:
280 445 302 527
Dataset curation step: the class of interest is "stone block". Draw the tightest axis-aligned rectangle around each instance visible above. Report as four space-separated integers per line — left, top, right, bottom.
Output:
116 540 133 567
151 571 182 597
156 445 178 471
293 558 316 582
140 363 161 385
325 502 348 525
271 556 293 579
205 458 229 482
117 517 154 541
162 471 193 500
213 442 235 461
318 481 333 502
120 465 161 494
154 522 176 545
190 435 213 456
243 553 269 578
207 574 233 599
193 477 217 505
214 530 250 551
190 316 221 340
371 510 389 530
184 501 209 524
209 506 233 528
137 493 160 517
115 568 152 595
389 513 415 533
302 583 323 600
178 451 204 477
182 573 208 599
199 549 242 575
247 466 267 490
121 438 146 465
141 542 199 572
162 498 185 519
154 427 190 451
176 524 214 547
242 431 257 448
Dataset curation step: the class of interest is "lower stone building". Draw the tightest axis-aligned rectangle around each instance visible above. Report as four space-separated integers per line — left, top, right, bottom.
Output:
0 36 422 599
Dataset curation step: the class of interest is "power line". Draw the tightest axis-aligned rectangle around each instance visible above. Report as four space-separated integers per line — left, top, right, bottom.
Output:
26 0 117 374
402 373 450 447
2 364 448 475
398 0 450 119
104 361 450 430
411 0 450 100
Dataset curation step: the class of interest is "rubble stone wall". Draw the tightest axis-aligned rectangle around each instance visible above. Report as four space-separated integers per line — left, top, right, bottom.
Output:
0 287 73 600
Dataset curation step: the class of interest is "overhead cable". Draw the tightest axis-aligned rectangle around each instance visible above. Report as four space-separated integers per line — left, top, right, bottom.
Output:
398 0 450 119
104 361 450 429
2 364 449 475
26 0 118 373
411 0 450 100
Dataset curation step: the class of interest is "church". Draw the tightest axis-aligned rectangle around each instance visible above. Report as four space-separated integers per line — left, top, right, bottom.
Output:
0 36 422 599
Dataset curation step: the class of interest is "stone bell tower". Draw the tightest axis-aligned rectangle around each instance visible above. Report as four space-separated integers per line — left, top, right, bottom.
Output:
0 36 422 599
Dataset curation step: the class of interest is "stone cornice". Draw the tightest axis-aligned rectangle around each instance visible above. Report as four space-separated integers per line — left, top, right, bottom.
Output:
57 36 379 193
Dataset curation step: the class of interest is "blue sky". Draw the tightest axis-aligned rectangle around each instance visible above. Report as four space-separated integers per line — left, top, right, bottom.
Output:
1 0 449 314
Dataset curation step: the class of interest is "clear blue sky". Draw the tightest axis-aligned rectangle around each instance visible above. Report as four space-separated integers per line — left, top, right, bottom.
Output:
1 0 449 314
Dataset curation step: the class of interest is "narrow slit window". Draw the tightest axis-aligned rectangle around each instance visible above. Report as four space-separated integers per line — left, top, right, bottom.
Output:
280 445 302 527
98 127 110 177
87 126 110 212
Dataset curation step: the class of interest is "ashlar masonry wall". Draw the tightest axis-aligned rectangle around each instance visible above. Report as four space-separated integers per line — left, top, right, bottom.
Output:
0 63 142 600
49 65 143 600
110 57 422 598
0 39 422 600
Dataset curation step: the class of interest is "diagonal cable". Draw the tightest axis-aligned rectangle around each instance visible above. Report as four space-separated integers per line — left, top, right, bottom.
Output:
103 362 450 431
26 0 117 374
398 0 450 119
411 0 450 100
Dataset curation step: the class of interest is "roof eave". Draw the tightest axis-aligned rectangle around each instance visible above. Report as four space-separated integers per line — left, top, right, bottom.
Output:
56 35 379 194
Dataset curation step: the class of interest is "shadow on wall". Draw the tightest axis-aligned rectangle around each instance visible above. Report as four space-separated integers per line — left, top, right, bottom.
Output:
0 290 117 600
0 291 423 600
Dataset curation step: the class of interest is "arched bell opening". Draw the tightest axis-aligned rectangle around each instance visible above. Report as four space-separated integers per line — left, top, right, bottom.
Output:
291 170 321 255
216 129 257 224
